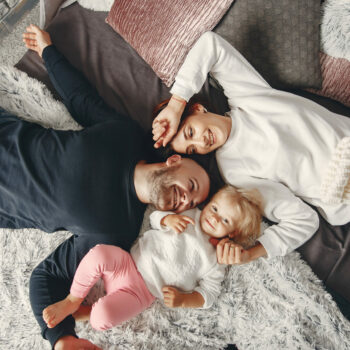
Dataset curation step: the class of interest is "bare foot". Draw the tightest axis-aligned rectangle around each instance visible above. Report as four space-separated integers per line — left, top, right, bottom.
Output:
54 335 102 350
73 305 92 322
43 294 84 329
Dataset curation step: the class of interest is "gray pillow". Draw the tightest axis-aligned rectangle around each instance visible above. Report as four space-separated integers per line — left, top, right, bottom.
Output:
213 0 322 89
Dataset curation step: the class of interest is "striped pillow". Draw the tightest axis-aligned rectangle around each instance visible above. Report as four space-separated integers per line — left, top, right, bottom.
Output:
308 53 350 107
106 0 234 87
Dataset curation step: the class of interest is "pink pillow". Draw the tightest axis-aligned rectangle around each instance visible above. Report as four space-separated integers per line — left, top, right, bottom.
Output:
106 0 234 87
308 53 350 107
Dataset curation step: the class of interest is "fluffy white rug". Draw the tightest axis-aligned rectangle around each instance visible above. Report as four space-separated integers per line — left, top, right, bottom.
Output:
321 0 350 60
77 0 113 12
0 65 350 350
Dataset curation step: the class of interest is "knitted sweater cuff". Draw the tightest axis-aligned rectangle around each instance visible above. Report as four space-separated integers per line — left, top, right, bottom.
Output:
321 137 350 204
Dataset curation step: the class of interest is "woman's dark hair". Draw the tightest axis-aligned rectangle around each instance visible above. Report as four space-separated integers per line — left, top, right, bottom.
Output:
152 96 208 160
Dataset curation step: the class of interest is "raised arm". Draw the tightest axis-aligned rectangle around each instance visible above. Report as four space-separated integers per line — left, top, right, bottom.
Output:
171 31 270 108
228 176 320 259
153 31 270 147
23 25 121 127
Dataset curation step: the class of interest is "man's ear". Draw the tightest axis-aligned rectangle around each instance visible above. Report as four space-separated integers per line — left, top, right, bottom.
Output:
166 154 182 167
193 103 206 113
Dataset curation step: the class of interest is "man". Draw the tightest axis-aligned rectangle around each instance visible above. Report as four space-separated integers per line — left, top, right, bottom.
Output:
10 25 210 349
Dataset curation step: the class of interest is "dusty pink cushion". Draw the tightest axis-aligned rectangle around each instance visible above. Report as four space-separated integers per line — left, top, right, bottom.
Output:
106 0 234 87
308 53 350 107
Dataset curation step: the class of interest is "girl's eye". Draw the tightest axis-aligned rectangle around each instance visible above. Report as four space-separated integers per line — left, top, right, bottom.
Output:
223 218 229 224
212 205 217 212
189 127 193 137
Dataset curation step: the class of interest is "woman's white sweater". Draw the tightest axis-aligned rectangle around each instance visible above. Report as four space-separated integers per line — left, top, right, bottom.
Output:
130 208 226 308
170 32 350 258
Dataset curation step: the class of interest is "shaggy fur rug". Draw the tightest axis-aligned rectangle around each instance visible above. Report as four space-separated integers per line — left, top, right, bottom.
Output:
0 66 350 350
321 0 350 60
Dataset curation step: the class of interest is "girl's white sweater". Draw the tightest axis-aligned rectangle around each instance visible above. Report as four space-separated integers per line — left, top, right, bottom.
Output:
131 208 226 308
171 32 350 258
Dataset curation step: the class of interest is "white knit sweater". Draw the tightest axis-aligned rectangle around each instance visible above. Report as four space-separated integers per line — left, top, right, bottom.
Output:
130 208 226 309
171 32 350 258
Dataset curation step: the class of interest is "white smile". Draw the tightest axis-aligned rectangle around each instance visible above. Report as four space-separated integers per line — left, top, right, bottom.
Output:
208 129 215 147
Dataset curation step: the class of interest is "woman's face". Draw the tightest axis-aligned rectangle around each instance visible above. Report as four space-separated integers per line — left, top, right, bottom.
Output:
171 106 231 155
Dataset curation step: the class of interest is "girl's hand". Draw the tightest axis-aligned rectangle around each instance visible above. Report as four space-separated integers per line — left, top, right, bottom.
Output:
22 24 52 58
162 286 184 308
152 95 186 148
161 214 195 233
216 238 250 265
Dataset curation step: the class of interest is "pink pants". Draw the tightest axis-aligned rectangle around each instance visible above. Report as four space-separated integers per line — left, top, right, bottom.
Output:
70 244 155 331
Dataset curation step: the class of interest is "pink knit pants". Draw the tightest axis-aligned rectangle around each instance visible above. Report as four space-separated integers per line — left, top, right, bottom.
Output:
70 244 155 331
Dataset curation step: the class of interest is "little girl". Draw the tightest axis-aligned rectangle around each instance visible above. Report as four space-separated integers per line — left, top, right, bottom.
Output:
42 185 262 331
152 31 350 263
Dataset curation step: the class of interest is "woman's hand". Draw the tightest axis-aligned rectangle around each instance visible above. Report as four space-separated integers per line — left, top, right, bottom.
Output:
22 24 52 58
161 214 195 233
216 238 251 265
152 95 186 148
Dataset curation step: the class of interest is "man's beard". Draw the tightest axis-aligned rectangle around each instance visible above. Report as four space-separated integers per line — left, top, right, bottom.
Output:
148 167 177 211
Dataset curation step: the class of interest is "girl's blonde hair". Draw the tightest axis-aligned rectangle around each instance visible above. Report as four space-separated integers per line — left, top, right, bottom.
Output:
217 185 263 249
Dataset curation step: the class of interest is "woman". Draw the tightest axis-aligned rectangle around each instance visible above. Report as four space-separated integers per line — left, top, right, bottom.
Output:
152 31 350 265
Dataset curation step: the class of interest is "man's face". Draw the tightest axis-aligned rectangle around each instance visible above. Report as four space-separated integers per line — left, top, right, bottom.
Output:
150 157 210 213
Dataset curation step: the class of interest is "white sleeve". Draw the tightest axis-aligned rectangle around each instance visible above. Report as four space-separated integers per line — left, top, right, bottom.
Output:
227 176 320 258
149 208 199 230
149 210 174 230
170 31 270 107
194 263 226 309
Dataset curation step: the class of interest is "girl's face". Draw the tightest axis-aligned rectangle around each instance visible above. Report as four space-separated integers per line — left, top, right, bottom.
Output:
200 191 237 239
171 105 231 155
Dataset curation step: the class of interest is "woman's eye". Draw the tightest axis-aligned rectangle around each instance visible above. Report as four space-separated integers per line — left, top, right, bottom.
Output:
189 127 193 137
223 218 229 224
212 205 217 212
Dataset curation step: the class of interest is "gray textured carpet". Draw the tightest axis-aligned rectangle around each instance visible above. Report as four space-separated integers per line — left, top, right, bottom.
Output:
0 0 39 66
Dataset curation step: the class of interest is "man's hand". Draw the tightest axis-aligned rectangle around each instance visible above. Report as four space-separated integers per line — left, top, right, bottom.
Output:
54 335 102 350
152 95 186 148
162 286 184 308
161 214 195 233
22 24 52 58
216 238 251 265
